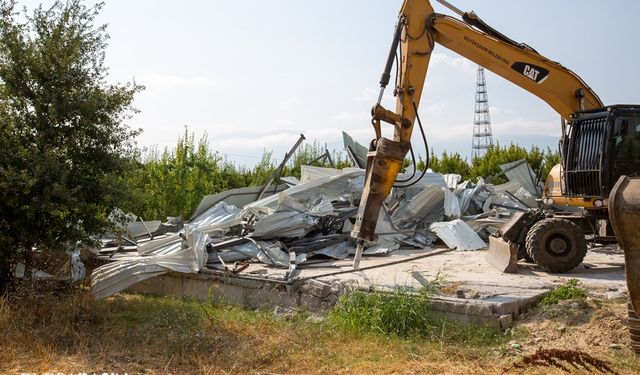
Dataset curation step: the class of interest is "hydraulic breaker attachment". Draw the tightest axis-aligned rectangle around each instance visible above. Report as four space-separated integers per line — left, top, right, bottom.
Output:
351 137 410 269
609 176 640 314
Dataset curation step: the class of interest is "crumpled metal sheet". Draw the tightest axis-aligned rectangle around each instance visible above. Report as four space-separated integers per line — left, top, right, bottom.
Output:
443 188 461 220
280 176 300 187
458 178 492 215
253 210 320 239
485 192 530 213
91 202 243 300
91 245 202 300
300 165 363 183
366 210 403 255
443 174 462 190
392 186 445 227
245 169 365 214
492 180 524 195
186 201 242 234
395 173 447 201
429 219 487 251
190 185 287 220
398 231 436 248
500 159 541 197
314 240 351 259
465 216 508 239
252 196 334 239
342 131 368 168
514 187 538 208
210 240 306 268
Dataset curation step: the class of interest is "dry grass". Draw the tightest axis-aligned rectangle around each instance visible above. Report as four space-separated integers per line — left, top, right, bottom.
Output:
0 288 636 375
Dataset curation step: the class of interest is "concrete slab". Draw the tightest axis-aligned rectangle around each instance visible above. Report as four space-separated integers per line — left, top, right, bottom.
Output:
127 245 626 330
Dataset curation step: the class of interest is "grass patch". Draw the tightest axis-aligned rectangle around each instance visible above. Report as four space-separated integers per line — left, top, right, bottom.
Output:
328 287 500 347
2 286 633 374
540 279 588 306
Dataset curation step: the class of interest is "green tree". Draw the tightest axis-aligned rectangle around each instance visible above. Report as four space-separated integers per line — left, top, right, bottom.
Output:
470 143 545 184
427 151 472 180
121 127 253 220
281 141 342 178
0 0 142 289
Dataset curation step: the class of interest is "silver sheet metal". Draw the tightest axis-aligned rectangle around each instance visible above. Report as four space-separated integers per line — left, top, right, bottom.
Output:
392 186 445 227
443 174 462 189
245 169 365 214
190 185 287 220
499 159 541 197
342 131 368 168
429 219 487 251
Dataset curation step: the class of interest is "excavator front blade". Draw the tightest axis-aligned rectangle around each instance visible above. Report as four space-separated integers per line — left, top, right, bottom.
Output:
486 236 518 273
609 176 640 314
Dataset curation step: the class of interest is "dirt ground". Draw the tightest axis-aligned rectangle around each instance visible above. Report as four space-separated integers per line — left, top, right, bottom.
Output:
516 298 630 355
0 288 638 375
497 297 638 373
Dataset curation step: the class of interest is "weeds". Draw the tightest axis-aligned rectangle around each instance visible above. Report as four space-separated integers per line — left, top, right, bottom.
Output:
329 287 434 337
327 286 500 347
1 288 632 374
540 279 588 306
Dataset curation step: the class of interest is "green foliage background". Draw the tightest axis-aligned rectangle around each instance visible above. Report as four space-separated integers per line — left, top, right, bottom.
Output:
120 127 351 220
122 128 559 221
419 143 560 184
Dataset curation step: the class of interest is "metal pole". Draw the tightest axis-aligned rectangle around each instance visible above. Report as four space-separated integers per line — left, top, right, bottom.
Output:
256 134 306 200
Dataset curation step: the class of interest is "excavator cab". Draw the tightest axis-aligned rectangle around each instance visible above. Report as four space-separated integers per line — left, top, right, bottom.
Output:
489 106 640 275
562 105 640 202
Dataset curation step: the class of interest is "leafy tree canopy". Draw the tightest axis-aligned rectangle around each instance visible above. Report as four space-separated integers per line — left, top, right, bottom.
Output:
0 0 141 285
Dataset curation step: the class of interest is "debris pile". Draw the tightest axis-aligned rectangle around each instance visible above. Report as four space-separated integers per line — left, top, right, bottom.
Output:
90 136 540 299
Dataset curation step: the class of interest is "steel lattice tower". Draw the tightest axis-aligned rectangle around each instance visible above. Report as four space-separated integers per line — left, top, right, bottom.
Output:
472 66 494 158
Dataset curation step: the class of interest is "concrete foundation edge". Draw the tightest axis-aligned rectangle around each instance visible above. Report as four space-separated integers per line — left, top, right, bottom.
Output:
126 271 545 330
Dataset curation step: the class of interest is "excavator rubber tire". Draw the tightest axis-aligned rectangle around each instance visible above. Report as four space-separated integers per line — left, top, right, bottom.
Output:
525 218 587 273
517 246 533 263
628 300 640 355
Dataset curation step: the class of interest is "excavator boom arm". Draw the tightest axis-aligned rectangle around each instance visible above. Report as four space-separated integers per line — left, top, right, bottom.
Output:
351 0 604 263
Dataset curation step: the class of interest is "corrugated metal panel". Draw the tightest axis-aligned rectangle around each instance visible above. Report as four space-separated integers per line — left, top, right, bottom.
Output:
491 180 524 195
190 184 288 220
429 219 486 251
342 131 368 168
499 159 541 197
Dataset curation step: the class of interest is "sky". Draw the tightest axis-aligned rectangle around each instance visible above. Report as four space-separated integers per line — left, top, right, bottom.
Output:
19 0 640 166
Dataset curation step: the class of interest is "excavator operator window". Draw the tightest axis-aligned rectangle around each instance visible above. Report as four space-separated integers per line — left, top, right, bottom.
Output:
613 117 640 160
612 115 640 177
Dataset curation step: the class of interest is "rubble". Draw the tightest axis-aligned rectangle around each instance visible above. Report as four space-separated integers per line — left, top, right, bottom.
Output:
90 134 543 299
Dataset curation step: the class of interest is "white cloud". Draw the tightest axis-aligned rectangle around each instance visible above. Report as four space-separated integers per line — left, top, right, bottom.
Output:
279 96 302 111
355 87 394 103
332 111 369 121
216 132 302 151
430 52 476 74
136 74 215 89
355 87 377 102
492 118 557 136
421 102 447 115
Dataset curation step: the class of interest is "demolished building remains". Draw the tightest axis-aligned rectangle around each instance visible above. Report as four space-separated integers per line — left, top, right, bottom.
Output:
90 133 541 300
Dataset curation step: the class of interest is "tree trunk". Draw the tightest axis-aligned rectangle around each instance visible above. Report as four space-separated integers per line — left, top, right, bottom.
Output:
0 255 15 294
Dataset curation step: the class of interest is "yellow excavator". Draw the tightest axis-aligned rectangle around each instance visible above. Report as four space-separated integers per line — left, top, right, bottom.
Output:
350 0 640 352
